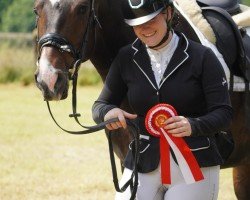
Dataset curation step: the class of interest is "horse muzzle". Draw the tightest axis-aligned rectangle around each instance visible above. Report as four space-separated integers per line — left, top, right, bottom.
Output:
35 67 69 101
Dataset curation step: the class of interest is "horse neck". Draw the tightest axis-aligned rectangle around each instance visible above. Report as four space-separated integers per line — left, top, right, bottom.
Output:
90 0 135 80
102 0 134 43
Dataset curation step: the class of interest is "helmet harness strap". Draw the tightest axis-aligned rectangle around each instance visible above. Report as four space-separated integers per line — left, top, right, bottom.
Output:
148 5 174 49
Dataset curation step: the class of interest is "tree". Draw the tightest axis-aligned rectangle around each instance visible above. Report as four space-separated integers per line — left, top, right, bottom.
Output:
0 0 14 30
1 0 35 32
0 0 249 33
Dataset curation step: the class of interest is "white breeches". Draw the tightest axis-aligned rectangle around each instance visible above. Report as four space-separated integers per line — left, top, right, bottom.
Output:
115 156 220 200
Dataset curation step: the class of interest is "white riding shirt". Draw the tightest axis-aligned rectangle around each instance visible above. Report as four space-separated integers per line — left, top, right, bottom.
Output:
146 33 180 87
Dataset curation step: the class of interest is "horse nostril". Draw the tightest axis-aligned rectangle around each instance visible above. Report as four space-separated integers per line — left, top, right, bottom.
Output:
34 69 39 83
56 71 66 87
54 71 68 99
34 73 38 84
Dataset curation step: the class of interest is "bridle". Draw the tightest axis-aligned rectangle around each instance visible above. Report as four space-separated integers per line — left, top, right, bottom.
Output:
37 0 100 79
36 0 139 199
37 0 104 134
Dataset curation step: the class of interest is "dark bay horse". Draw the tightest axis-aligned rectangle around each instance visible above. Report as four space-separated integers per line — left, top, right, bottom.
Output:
34 0 250 199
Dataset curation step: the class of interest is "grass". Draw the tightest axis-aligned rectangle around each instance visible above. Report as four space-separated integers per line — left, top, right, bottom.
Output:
0 84 236 200
0 36 101 86
0 44 35 85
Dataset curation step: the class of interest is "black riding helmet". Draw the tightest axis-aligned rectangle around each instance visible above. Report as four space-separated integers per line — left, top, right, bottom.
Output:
123 0 174 26
123 0 175 49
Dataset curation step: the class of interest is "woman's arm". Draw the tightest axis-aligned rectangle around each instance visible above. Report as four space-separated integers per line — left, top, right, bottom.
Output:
188 48 233 136
92 54 137 129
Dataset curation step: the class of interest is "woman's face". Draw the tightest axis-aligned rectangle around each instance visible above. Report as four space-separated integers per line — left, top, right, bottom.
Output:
133 8 172 48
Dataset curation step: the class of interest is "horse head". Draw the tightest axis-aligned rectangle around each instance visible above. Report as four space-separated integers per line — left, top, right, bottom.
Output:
34 0 96 100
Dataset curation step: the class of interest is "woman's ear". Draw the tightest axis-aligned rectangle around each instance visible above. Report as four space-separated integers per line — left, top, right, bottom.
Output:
167 6 174 20
161 9 168 20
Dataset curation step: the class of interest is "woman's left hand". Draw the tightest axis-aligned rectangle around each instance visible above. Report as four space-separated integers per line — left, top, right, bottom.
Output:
164 116 192 137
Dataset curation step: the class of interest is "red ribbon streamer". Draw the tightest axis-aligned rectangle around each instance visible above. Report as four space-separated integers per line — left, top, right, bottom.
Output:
145 104 204 184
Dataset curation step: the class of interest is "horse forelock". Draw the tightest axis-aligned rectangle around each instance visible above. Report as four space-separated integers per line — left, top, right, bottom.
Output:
50 0 61 6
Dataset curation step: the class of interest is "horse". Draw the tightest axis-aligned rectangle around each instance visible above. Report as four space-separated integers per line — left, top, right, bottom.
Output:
34 0 250 199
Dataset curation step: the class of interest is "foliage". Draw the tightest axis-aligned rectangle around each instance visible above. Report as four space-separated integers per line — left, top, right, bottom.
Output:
0 66 22 83
242 0 250 6
0 0 249 83
0 0 249 32
0 64 101 86
0 32 34 48
0 37 35 85
78 66 102 86
0 0 35 32
0 0 14 29
0 40 101 86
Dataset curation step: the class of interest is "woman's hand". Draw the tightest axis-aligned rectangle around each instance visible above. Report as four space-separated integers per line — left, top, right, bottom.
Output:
104 108 137 130
164 116 192 137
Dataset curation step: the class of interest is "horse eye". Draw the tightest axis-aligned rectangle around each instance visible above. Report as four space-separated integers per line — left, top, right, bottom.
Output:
78 5 88 14
33 8 38 15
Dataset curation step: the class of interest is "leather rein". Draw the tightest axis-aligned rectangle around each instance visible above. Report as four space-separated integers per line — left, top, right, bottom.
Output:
36 0 139 199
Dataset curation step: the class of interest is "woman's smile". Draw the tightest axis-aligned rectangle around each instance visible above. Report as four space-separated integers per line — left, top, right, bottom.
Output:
143 31 157 37
133 12 169 48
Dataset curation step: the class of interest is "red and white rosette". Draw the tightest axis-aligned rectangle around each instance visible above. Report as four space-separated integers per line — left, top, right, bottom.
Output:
145 104 204 184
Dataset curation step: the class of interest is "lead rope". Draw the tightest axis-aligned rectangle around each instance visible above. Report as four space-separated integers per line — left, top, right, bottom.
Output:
67 22 139 197
41 0 139 196
46 100 139 198
108 119 140 200
46 101 119 134
68 0 102 128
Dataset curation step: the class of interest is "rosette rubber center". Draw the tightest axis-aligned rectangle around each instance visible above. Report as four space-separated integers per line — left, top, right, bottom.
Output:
145 104 177 136
155 114 168 128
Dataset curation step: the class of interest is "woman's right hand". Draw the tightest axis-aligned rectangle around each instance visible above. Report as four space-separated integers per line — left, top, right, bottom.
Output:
104 108 137 130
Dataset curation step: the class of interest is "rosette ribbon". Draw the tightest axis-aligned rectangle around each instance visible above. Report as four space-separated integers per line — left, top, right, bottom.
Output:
145 104 204 184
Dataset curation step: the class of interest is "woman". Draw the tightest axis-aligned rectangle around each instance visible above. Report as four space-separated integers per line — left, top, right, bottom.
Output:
92 0 233 199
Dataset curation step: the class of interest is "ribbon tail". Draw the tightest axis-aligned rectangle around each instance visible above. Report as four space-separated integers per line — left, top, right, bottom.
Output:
160 135 171 184
161 128 204 184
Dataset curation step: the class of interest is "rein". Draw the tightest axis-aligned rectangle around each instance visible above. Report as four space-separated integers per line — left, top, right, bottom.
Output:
47 98 139 199
37 0 102 133
36 0 139 198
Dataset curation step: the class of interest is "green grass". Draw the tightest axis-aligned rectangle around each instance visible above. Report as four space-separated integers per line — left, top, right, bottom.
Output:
0 44 35 85
0 84 236 200
0 84 115 200
0 37 101 86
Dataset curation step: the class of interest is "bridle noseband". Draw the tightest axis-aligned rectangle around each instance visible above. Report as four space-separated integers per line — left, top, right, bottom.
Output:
38 33 78 59
37 0 99 79
37 0 101 132
36 1 139 199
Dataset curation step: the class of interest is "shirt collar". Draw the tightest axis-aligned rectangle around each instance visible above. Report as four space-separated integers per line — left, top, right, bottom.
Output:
146 32 179 59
